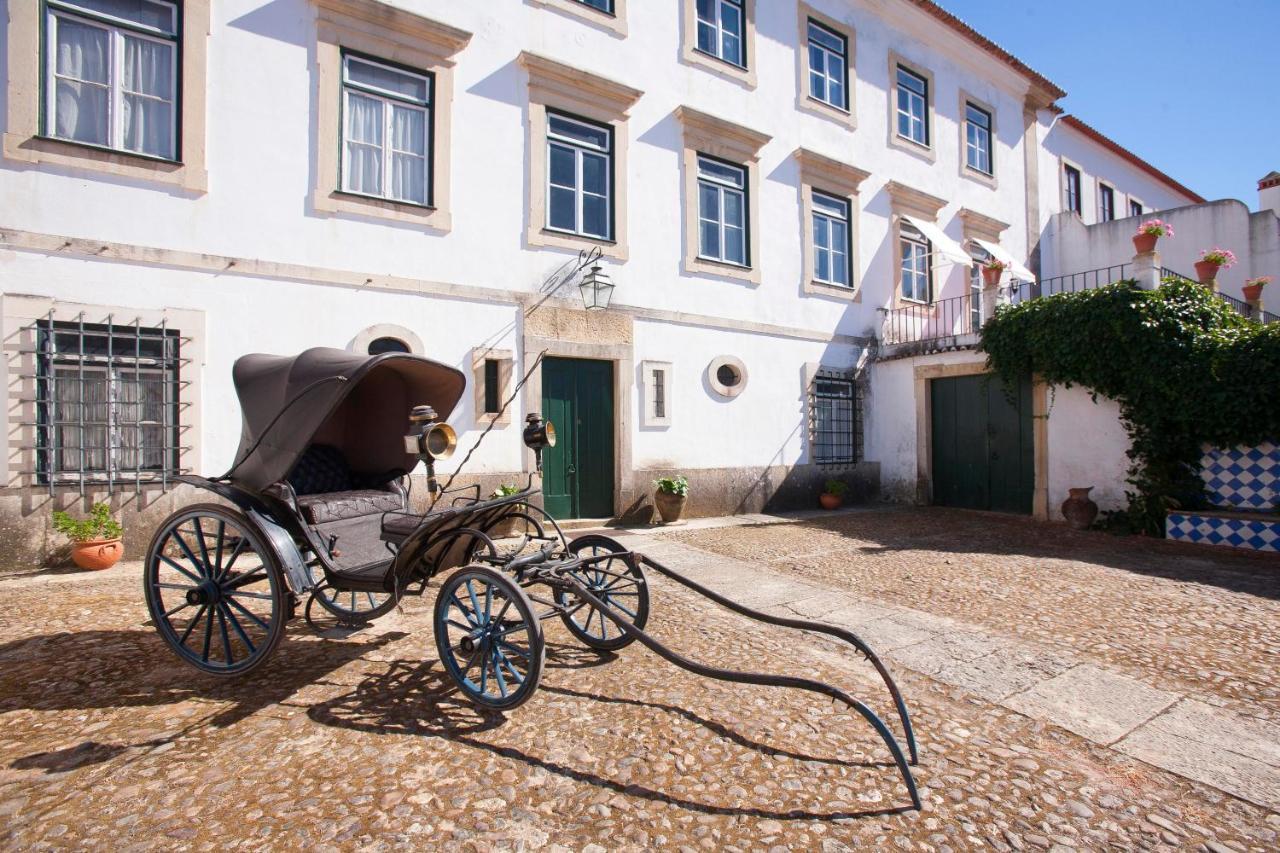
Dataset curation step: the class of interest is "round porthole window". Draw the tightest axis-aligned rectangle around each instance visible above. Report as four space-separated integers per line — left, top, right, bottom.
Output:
707 356 747 398
368 336 411 355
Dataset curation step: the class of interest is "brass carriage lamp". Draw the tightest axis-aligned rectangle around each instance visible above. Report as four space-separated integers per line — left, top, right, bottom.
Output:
522 412 556 472
406 404 457 494
578 264 614 311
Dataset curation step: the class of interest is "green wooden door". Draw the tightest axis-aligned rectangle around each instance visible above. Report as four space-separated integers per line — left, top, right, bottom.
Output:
930 374 1034 514
541 357 615 519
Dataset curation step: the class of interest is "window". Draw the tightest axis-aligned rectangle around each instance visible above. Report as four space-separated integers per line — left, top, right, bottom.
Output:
812 191 850 287
707 356 747 398
695 0 745 67
964 102 992 175
1064 164 1082 215
968 245 992 331
1099 184 1115 222
900 222 931 302
652 368 666 418
367 336 410 355
43 0 180 160
641 360 673 426
483 359 501 413
807 20 847 110
546 112 612 240
812 373 857 465
697 155 748 266
578 0 613 10
341 53 432 206
896 65 928 146
1129 199 1143 217
37 319 180 485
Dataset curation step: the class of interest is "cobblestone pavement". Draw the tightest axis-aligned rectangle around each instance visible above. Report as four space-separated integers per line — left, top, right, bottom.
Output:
669 507 1280 722
0 512 1277 850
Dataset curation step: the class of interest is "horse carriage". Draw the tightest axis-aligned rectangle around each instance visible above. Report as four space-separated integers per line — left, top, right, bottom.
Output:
143 347 921 808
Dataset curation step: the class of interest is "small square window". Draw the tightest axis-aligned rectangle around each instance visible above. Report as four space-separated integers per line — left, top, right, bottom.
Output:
473 349 513 426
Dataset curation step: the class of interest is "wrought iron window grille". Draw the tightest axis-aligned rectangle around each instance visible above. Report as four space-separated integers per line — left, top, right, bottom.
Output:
812 369 861 465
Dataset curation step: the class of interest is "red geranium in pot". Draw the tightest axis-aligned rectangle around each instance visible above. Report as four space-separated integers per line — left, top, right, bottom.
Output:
1132 219 1173 254
1194 247 1237 284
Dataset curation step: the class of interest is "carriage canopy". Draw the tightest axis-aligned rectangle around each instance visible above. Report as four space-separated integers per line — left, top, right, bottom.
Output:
227 347 466 492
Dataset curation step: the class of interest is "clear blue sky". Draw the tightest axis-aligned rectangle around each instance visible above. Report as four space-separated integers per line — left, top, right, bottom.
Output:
938 0 1280 208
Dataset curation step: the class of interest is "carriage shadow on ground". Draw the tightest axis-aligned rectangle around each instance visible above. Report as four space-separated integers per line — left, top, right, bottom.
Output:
0 627 402 773
304 641 911 821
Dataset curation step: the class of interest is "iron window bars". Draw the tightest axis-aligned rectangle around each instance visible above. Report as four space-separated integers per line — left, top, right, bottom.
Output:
652 367 666 419
812 370 860 465
43 0 181 161
25 313 188 495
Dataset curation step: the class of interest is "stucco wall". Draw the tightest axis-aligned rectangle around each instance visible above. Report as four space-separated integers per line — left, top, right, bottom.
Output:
1044 385 1131 517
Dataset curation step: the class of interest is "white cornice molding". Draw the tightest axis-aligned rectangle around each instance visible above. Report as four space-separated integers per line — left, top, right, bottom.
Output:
794 147 871 195
885 180 947 217
674 106 772 159
312 0 472 60
958 208 1010 238
518 51 643 114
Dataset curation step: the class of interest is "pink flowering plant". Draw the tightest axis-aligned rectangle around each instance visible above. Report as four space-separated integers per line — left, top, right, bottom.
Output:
981 258 1009 272
1198 247 1238 269
1245 276 1271 289
1137 219 1173 238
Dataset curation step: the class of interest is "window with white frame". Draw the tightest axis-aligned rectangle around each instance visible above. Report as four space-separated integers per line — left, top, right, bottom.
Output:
697 155 748 266
968 245 991 331
36 319 181 485
812 191 850 287
1064 164 1082 215
807 20 847 110
1128 199 1143 217
641 360 672 427
1099 183 1115 222
695 0 745 67
964 102 992 175
546 112 612 240
900 221 931 302
341 53 432 206
812 371 858 465
579 0 613 11
896 65 928 146
43 0 180 160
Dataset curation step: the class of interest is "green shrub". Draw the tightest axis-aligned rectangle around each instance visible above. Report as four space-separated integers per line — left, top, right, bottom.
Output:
52 503 123 542
824 478 848 497
654 475 690 497
980 278 1280 535
490 483 521 498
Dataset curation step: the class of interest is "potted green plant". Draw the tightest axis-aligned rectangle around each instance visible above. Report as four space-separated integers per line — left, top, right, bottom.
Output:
1194 247 1237 284
653 475 689 524
52 503 124 570
1243 276 1271 303
980 258 1008 287
488 484 525 538
1133 219 1173 254
820 478 848 510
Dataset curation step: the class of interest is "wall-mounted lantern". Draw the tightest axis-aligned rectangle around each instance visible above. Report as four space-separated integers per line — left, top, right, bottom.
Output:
578 264 615 311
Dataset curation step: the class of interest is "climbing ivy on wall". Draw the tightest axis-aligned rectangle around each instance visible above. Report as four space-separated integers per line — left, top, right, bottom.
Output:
979 278 1280 535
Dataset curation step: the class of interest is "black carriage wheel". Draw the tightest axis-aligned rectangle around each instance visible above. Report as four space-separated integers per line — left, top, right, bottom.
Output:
144 504 288 676
434 566 544 711
305 564 397 624
555 534 649 652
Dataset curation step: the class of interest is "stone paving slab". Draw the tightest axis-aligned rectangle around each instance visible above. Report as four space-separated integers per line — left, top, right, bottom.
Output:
1004 664 1180 744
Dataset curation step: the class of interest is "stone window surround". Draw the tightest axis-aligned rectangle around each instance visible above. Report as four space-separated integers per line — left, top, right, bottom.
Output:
802 361 861 470
639 359 672 428
1 294 206 491
312 0 471 231
528 0 628 37
676 105 771 286
472 347 514 428
1127 194 1146 217
795 3 856 129
1096 179 1117 222
519 51 642 262
886 51 937 164
796 148 870 302
680 0 758 89
958 90 998 190
958 208 1010 314
706 355 747 398
913 360 1049 520
348 323 424 355
1059 155 1086 220
3 0 210 193
886 180 948 309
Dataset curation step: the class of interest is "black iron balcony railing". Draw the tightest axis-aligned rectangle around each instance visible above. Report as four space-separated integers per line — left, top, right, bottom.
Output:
881 292 978 346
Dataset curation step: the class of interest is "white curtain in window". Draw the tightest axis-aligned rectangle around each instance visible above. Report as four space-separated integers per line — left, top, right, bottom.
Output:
54 368 109 473
389 105 426 204
345 93 383 195
121 36 174 158
54 19 110 146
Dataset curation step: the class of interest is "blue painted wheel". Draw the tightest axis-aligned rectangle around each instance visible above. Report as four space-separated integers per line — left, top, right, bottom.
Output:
305 564 396 624
555 534 649 651
434 566 544 711
144 504 288 676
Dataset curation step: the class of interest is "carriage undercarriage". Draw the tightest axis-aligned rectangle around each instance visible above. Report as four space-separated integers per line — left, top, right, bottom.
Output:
142 346 921 811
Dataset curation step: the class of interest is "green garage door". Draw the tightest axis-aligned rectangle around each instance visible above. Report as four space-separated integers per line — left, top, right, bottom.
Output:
541 357 615 520
930 373 1034 514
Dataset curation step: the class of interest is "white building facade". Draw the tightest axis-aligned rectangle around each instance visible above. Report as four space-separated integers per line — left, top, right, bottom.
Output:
0 0 1269 563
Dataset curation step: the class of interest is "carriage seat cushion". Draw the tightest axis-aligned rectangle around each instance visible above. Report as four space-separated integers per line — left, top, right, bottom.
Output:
298 490 406 524
287 444 352 496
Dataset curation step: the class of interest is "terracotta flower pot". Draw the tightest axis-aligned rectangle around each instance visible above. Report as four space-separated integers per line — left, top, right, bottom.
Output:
1242 283 1264 302
981 266 1002 286
1194 260 1220 284
1060 487 1098 530
71 537 123 570
1132 233 1158 254
819 493 843 510
654 490 687 524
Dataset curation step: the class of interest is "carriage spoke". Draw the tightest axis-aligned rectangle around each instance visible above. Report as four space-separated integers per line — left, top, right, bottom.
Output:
227 590 274 601
365 593 378 609
484 585 493 624
154 581 197 591
216 605 234 664
159 554 203 584
223 566 267 591
201 605 214 662
491 648 509 698
178 604 208 644
497 639 529 659
449 593 478 626
174 533 207 578
219 602 256 654
163 600 193 618
217 537 248 581
492 620 529 639
447 619 474 633
213 521 226 577
609 600 638 618
602 575 640 592
194 517 213 576
225 596 271 631
466 580 483 624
